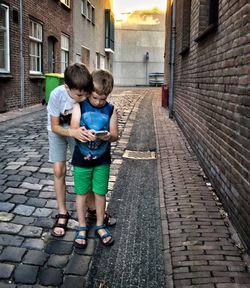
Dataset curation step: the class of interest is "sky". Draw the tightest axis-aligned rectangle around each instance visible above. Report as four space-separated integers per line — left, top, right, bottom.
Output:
113 0 167 20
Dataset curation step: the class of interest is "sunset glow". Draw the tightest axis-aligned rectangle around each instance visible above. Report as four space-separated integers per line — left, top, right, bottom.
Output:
113 0 167 21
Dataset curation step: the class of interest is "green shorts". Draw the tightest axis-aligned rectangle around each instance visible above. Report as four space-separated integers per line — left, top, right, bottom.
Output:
73 164 110 195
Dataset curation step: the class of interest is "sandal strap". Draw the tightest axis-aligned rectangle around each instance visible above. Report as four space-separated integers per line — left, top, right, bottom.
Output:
96 224 106 231
96 224 112 239
53 223 67 229
77 226 88 231
75 234 87 240
55 212 70 219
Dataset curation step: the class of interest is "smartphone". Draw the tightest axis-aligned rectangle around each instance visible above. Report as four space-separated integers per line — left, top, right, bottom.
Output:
94 130 109 136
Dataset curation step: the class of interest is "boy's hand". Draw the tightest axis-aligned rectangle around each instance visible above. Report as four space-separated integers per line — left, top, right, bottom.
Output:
70 127 96 142
96 132 111 141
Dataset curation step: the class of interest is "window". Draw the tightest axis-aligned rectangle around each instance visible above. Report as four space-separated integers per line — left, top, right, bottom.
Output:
91 5 95 24
81 0 87 17
95 52 100 69
61 34 69 73
0 4 10 73
195 0 219 42
60 0 70 8
105 9 115 52
100 54 105 69
87 1 91 20
180 0 191 55
29 19 43 74
81 46 90 68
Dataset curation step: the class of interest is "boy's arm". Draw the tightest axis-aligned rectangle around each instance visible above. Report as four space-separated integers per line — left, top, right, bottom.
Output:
98 108 118 142
70 103 96 142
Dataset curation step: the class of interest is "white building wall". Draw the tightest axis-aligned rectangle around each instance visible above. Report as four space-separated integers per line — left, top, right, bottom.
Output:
113 12 165 86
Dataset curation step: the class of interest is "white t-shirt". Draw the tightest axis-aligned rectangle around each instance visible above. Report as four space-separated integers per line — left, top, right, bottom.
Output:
47 85 76 131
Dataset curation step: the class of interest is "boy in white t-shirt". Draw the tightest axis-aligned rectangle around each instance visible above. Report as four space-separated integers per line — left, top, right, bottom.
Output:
47 63 95 237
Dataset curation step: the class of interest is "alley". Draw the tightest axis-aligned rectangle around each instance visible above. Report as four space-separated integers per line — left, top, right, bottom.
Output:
0 87 250 288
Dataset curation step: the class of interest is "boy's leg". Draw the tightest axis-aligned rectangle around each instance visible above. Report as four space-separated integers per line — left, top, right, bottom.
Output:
49 131 69 237
93 165 113 244
52 161 69 236
75 193 88 245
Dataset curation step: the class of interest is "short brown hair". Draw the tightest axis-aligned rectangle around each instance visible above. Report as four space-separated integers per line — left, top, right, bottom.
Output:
92 69 114 96
64 62 94 93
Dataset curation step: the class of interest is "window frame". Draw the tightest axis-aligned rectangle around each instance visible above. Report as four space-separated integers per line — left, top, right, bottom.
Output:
195 0 219 42
61 33 69 73
29 19 43 74
180 0 191 56
81 0 87 17
60 0 70 8
0 4 10 73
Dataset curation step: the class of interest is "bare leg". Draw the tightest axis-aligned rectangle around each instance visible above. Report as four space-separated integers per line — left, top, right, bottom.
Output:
53 161 67 236
86 192 96 211
75 193 88 245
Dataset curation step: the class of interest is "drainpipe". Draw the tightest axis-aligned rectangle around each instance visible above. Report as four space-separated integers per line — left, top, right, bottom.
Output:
168 0 176 118
20 0 24 107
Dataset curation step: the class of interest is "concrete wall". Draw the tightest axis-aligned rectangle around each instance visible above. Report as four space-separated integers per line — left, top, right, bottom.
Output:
165 0 250 249
113 10 165 86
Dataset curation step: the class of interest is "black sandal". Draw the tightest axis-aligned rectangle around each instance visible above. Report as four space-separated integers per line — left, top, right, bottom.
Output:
51 212 70 237
95 224 114 246
74 226 88 249
87 209 117 226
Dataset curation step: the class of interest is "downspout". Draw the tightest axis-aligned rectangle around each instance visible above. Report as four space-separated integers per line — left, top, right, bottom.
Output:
168 0 176 118
20 0 24 107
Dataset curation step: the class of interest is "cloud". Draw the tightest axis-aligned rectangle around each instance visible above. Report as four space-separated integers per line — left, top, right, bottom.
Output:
118 7 165 25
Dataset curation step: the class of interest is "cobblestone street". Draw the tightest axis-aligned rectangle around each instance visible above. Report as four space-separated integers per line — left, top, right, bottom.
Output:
0 87 250 287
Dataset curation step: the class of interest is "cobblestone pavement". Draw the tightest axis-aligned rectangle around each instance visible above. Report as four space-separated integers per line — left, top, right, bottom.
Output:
0 87 145 287
0 87 250 287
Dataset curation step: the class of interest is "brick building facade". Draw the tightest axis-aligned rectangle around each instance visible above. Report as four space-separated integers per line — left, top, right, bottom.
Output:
164 0 250 250
0 0 72 111
0 0 114 112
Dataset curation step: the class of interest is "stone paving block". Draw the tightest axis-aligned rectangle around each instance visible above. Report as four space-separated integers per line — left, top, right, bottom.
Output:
7 175 25 181
39 267 63 286
32 207 52 217
4 188 28 195
26 190 40 197
64 254 91 276
0 222 22 234
12 215 35 225
0 263 15 279
0 234 24 247
5 181 20 188
0 212 14 222
45 240 73 255
9 195 28 204
19 226 43 237
73 238 96 256
0 193 12 201
23 250 49 266
0 246 26 262
20 182 42 190
47 255 69 268
45 199 57 208
62 275 86 288
26 197 46 207
192 277 232 284
14 264 39 284
13 204 35 216
0 202 15 212
22 238 44 250
33 217 54 228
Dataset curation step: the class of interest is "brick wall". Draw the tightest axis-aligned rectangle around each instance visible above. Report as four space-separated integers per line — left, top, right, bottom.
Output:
165 0 250 250
0 0 72 110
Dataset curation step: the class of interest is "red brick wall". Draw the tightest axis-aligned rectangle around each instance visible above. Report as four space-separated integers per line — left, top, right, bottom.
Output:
165 0 250 249
0 0 72 110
